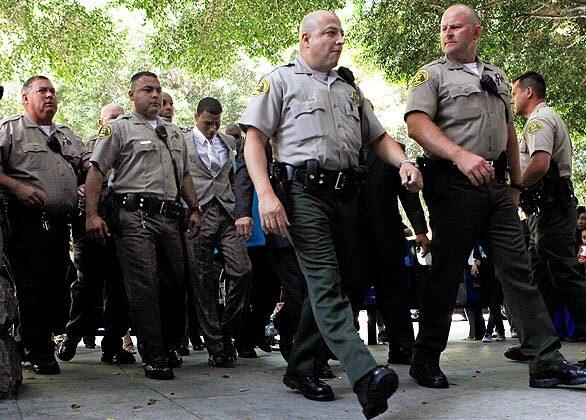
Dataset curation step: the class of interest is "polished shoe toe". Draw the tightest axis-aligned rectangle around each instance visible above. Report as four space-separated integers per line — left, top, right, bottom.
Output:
387 347 412 366
208 352 234 367
314 360 335 379
353 365 398 419
166 348 183 368
57 338 78 362
529 361 586 388
143 362 174 380
256 338 272 353
409 363 449 388
504 346 532 362
237 346 258 359
283 373 334 402
32 360 60 375
177 345 190 356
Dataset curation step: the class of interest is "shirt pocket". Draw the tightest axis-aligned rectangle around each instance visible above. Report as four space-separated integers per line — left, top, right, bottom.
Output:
21 142 49 171
343 101 362 144
448 85 482 120
132 140 160 172
291 100 325 141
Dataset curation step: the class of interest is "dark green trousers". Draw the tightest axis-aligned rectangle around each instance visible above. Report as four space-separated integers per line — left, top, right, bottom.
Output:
285 181 377 385
414 171 564 374
528 195 586 333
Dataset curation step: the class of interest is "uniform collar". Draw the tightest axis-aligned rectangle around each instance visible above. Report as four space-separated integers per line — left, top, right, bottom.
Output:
294 54 341 86
130 111 166 127
529 101 548 117
443 55 486 70
23 112 58 130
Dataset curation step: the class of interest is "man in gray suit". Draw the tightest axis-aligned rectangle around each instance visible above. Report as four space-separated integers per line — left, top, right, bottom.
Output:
184 97 252 367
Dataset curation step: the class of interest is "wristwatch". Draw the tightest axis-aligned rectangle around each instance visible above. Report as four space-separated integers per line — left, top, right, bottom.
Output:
191 205 203 215
399 158 418 168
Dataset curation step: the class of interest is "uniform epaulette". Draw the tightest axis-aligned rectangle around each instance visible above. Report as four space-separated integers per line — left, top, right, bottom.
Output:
426 58 446 68
0 115 22 127
118 114 132 120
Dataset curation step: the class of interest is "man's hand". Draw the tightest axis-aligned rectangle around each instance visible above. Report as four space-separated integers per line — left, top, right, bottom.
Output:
86 214 110 243
399 162 423 192
453 149 495 186
235 216 253 239
77 184 85 198
13 182 45 207
471 259 481 277
186 211 202 239
259 192 289 237
415 233 431 257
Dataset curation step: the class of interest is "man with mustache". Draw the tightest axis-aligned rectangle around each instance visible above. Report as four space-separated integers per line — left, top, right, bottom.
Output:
85 71 202 380
0 75 86 375
240 10 422 419
405 4 586 389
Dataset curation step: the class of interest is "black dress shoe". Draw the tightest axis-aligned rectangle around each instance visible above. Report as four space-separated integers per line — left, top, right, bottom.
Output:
409 363 449 388
83 335 96 349
529 361 586 388
314 360 335 379
387 347 412 365
237 346 258 359
166 348 183 368
57 337 79 362
32 359 61 375
143 361 174 380
225 341 238 363
177 344 190 356
283 373 334 402
256 338 272 353
353 365 399 419
102 349 136 364
208 352 234 367
504 346 532 362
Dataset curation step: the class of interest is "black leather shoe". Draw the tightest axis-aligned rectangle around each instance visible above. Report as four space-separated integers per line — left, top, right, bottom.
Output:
237 346 258 359
283 373 334 402
529 361 586 388
208 352 234 367
409 363 449 388
256 338 272 353
32 359 61 375
166 348 183 368
177 344 190 356
192 342 205 351
387 347 412 365
57 337 79 362
102 349 136 364
314 360 335 379
353 365 399 419
143 361 174 380
225 341 238 363
504 346 532 362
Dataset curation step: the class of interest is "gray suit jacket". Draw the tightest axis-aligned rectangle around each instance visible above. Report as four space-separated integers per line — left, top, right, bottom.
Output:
185 130 237 217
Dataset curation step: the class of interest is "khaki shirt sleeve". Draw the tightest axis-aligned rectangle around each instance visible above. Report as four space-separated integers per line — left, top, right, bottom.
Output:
404 67 439 120
526 118 554 156
361 98 386 146
90 123 121 175
239 73 283 138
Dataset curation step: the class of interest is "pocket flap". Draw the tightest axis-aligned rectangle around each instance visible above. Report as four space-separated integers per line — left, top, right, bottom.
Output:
133 141 157 152
291 100 324 118
449 84 482 98
22 142 48 153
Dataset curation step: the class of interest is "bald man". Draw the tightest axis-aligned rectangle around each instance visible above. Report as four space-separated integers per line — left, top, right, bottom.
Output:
160 92 174 122
58 103 136 366
241 10 422 418
405 4 586 389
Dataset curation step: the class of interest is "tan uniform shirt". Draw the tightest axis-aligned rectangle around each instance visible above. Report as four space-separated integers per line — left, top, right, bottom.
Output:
90 112 190 201
0 114 85 214
239 54 386 171
519 102 573 178
405 56 513 160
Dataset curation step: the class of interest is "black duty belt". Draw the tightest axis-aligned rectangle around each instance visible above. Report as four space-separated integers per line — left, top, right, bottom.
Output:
292 167 354 191
113 193 184 220
417 153 508 182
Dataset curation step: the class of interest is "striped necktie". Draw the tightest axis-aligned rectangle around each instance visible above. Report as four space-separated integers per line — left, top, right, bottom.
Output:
206 139 222 173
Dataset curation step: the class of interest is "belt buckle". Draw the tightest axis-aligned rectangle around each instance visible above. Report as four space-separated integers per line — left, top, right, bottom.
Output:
334 172 346 191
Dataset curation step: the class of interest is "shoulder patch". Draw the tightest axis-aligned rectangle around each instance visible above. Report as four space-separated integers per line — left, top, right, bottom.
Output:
255 78 270 96
98 124 112 140
527 120 545 135
410 70 429 88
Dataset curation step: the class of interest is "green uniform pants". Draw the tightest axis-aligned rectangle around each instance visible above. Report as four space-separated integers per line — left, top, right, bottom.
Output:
285 181 377 385
528 192 586 333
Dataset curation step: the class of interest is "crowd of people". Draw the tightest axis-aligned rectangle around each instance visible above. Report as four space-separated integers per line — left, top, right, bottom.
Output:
1 4 585 419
